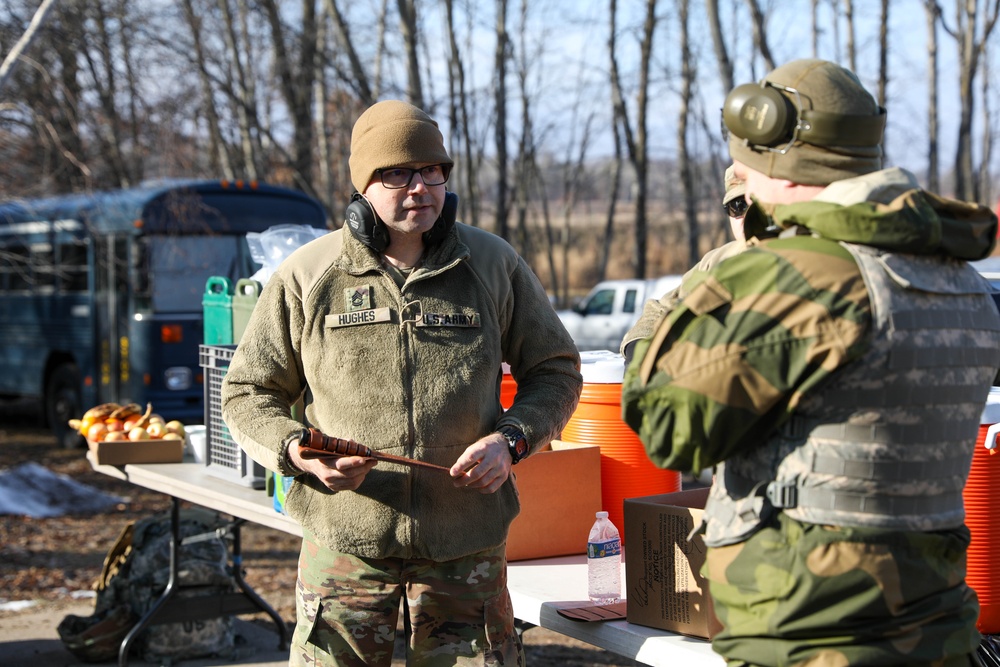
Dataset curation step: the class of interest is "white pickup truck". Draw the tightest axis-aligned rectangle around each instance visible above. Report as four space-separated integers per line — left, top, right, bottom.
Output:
556 275 683 351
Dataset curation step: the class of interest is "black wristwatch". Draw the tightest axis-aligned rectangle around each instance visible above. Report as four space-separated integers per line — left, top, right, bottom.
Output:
497 426 529 465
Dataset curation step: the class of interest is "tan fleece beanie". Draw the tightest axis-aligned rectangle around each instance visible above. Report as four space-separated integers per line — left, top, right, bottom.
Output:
727 59 884 186
349 100 453 193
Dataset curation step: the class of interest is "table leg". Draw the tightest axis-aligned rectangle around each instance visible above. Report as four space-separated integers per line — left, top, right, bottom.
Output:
118 497 182 667
230 519 289 649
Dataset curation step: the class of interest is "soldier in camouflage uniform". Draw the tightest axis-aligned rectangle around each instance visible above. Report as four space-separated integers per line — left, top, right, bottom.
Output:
222 100 582 666
622 58 1000 666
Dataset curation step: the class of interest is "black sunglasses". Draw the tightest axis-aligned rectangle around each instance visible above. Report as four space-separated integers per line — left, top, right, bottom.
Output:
724 195 748 219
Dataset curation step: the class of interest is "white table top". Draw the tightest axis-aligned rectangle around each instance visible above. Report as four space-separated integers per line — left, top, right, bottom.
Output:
89 456 723 666
507 555 723 666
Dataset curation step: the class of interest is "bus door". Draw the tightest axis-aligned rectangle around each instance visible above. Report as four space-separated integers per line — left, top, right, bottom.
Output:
92 233 131 405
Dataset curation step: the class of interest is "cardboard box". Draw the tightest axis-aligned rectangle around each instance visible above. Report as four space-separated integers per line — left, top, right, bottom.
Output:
624 487 721 639
88 438 185 466
506 440 602 561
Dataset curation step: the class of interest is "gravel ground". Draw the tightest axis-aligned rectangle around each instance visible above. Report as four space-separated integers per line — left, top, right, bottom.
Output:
0 399 642 666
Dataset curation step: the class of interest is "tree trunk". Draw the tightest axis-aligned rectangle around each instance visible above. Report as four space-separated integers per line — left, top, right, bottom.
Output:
443 0 480 227
630 0 656 279
744 0 776 71
678 0 699 267
705 0 733 90
182 0 234 180
845 0 857 73
324 0 374 105
261 0 318 190
877 0 889 165
494 0 510 239
0 0 58 93
218 0 259 179
396 0 423 108
924 0 940 193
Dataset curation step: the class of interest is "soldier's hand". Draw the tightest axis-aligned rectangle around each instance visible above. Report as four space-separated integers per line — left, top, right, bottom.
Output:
451 433 512 494
290 443 378 492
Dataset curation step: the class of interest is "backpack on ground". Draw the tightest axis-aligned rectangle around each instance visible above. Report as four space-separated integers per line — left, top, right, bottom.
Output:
57 507 237 663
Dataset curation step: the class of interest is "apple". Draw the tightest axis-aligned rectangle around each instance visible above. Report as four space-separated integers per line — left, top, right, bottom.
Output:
146 422 167 438
160 432 183 441
128 426 151 441
105 419 124 432
148 414 165 425
105 431 128 441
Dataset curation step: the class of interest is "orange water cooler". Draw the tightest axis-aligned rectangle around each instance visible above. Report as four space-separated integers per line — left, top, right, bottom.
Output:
560 350 681 538
500 363 517 410
966 387 1000 634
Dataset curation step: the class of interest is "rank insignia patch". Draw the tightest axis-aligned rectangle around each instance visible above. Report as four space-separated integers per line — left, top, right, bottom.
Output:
346 285 372 312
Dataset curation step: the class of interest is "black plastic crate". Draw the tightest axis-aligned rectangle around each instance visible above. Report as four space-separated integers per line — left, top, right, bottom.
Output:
199 344 265 489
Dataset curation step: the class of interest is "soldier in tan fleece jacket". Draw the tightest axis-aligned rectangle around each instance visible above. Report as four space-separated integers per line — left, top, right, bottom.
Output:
221 100 582 666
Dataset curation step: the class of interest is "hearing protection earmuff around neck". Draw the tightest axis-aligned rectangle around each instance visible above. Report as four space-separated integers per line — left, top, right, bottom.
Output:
722 81 887 154
345 191 459 253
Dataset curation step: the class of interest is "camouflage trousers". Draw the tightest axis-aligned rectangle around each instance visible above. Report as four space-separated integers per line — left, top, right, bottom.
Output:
290 532 524 667
705 513 983 667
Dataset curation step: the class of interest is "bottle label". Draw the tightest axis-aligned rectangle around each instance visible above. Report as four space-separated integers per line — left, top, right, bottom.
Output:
588 538 621 559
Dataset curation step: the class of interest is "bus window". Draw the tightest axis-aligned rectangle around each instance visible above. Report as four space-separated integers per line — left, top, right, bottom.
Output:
3 243 31 291
58 240 89 292
32 243 56 293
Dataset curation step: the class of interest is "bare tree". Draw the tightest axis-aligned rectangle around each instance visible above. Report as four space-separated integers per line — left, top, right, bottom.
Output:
182 0 235 180
744 0 776 71
705 0 734 90
494 0 511 239
876 0 890 164
844 0 857 72
261 0 319 192
939 0 1000 202
443 0 480 227
323 0 374 105
608 0 657 279
214 0 260 179
811 0 820 58
677 0 699 267
978 42 993 206
0 0 58 95
397 0 424 107
924 0 941 193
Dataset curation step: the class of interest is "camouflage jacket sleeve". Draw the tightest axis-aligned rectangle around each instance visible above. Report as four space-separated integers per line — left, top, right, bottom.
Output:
621 236 872 473
620 240 749 356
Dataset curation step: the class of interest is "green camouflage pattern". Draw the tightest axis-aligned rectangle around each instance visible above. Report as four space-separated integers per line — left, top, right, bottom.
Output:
621 168 1000 667
622 233 872 474
705 513 982 667
291 531 523 667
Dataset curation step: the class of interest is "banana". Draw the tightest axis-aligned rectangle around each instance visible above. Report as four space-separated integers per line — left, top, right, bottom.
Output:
68 418 83 433
82 403 121 423
131 403 154 430
109 403 142 421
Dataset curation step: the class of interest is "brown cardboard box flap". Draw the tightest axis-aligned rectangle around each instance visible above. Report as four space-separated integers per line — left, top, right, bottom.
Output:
506 441 602 561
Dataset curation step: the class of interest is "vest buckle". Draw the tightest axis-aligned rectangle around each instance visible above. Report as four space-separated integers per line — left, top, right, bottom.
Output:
766 481 798 509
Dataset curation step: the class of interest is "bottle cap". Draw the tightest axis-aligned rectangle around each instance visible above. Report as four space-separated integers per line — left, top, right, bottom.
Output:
596 511 608 519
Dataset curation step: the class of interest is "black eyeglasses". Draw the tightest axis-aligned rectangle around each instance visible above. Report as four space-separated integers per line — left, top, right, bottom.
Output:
377 164 451 190
724 195 748 219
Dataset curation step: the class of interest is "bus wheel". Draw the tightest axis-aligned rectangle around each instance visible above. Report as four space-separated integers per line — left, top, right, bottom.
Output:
47 364 84 449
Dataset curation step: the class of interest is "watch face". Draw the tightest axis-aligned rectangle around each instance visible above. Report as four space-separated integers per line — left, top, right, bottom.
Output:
514 440 529 457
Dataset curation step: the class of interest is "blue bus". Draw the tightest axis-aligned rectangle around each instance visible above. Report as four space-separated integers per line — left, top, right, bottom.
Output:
0 179 328 447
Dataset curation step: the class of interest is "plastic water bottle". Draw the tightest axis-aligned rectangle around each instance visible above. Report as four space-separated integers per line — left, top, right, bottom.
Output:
587 510 622 604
